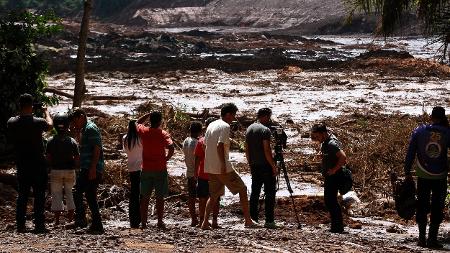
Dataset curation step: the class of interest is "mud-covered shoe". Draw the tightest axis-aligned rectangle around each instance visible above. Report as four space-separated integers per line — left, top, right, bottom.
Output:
264 222 279 229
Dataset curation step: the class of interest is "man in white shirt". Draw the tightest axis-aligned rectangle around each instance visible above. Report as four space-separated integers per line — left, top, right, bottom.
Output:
201 103 256 229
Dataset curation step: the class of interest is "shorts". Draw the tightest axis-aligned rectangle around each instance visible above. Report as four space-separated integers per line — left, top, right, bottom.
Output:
187 177 197 197
140 170 169 198
209 170 247 199
197 178 210 198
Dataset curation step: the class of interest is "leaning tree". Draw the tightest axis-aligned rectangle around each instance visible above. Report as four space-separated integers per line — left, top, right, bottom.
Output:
346 0 450 61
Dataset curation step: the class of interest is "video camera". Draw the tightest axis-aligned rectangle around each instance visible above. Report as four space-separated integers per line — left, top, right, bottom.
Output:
268 124 301 228
269 125 287 160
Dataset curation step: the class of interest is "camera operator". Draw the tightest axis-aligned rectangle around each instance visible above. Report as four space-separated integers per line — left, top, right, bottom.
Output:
245 108 278 229
311 123 347 234
7 93 53 233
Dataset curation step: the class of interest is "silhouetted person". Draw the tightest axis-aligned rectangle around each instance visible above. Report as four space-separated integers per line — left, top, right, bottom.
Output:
7 93 53 233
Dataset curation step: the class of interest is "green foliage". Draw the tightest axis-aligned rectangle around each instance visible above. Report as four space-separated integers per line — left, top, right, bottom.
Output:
0 10 62 129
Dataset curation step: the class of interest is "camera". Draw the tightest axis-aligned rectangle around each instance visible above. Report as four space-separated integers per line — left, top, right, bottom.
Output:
269 125 287 160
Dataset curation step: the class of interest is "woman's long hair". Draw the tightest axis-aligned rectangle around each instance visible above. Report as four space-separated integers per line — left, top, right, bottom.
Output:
126 119 140 150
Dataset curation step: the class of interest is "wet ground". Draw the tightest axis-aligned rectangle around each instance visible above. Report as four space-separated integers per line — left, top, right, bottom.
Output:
1 23 450 252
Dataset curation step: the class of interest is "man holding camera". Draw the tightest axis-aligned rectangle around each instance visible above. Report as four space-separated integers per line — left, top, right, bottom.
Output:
245 108 278 229
7 94 53 233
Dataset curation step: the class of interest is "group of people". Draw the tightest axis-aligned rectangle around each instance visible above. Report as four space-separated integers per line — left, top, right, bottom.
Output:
7 94 105 234
6 93 450 249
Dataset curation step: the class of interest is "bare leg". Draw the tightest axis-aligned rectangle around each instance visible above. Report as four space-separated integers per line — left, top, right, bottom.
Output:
239 190 254 225
156 197 165 228
54 211 61 226
188 196 198 226
140 196 150 228
212 198 220 228
66 209 74 223
198 197 208 226
201 196 218 229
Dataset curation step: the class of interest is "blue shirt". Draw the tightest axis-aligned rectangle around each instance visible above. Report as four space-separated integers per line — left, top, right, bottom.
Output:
404 124 450 179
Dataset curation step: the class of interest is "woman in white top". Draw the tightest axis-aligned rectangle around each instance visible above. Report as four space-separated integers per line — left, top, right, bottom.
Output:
123 119 142 228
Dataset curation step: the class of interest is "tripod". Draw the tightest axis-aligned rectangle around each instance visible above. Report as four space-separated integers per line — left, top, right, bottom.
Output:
274 144 302 229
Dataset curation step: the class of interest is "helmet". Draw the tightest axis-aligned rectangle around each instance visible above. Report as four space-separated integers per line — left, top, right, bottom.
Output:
53 113 69 133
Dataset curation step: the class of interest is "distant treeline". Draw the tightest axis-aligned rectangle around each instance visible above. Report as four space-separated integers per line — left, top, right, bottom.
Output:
0 0 131 18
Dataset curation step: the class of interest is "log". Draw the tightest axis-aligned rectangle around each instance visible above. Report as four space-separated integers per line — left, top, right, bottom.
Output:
44 87 74 99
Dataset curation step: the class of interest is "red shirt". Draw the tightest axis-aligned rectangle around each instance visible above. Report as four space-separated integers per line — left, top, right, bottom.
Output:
195 137 208 180
137 124 173 171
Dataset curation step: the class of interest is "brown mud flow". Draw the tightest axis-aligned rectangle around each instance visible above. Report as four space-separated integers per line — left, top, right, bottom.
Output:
1 20 450 252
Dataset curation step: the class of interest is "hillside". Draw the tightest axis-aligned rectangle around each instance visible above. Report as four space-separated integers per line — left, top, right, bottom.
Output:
116 0 377 34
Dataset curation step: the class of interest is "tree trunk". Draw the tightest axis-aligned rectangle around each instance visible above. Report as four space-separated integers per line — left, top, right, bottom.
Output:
73 0 93 108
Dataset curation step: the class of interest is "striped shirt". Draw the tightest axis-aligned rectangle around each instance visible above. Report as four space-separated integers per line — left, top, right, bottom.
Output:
79 120 104 172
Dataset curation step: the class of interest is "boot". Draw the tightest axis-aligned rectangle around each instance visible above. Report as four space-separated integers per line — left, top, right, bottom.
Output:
427 223 443 249
417 223 426 247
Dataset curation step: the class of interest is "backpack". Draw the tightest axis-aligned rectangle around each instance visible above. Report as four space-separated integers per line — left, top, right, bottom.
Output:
391 172 416 220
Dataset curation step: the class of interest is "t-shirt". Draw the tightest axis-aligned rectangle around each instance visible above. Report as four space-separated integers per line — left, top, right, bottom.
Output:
46 134 79 170
404 124 450 179
321 134 342 175
79 120 104 172
122 134 143 172
194 137 208 180
137 124 173 171
183 137 198 178
245 122 272 169
204 119 233 174
7 115 49 168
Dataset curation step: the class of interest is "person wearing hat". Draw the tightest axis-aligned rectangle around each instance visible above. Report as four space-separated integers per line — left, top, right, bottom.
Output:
70 108 105 233
46 113 79 226
404 106 450 248
245 108 279 229
7 93 53 233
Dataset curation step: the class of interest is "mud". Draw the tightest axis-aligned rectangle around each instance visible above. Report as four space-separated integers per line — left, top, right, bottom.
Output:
1 19 450 252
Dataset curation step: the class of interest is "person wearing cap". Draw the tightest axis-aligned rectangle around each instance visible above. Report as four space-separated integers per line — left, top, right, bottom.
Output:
7 93 53 233
404 106 450 248
46 113 79 226
194 117 220 228
245 108 278 229
311 123 347 233
201 103 256 229
70 108 105 233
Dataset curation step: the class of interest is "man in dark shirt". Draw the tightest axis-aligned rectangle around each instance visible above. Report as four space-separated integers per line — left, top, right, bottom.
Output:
70 108 105 234
404 106 450 248
311 123 347 233
7 93 53 233
245 108 278 228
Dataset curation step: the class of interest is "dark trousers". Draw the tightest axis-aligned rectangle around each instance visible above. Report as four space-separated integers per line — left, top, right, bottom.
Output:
16 168 48 229
73 170 102 227
324 174 343 230
129 171 141 228
416 177 447 226
250 166 276 223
